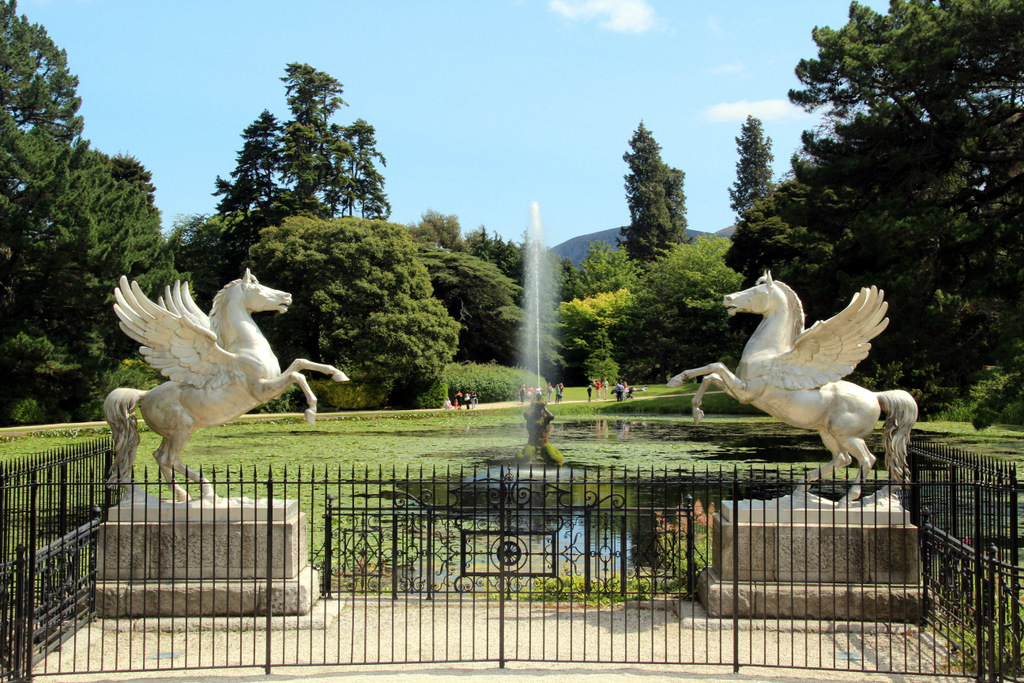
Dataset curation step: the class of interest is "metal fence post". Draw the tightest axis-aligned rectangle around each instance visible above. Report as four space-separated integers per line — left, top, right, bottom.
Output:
682 493 695 596
732 476 740 674
984 545 998 683
323 493 334 597
974 483 985 683
920 508 931 626
264 474 274 676
13 544 27 682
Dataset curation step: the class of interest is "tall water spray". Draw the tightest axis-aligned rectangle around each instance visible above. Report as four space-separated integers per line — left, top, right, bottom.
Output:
521 202 551 385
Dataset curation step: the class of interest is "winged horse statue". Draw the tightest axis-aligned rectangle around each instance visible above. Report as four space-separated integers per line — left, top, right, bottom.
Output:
668 272 917 503
104 270 348 502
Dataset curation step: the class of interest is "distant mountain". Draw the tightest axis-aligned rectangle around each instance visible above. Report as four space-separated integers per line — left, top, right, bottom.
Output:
551 226 732 265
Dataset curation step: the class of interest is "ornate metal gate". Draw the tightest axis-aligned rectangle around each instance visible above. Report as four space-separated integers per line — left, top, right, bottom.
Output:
321 467 704 664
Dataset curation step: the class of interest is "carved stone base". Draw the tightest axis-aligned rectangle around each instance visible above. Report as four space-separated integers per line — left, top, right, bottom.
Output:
698 569 922 622
95 566 320 617
699 495 923 622
98 510 307 581
97 497 318 617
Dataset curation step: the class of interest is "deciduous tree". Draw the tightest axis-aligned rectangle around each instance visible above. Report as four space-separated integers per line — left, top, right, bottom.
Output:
249 216 458 404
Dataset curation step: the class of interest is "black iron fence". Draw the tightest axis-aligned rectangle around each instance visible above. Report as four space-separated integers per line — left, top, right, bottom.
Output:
1 438 1022 681
1 439 113 682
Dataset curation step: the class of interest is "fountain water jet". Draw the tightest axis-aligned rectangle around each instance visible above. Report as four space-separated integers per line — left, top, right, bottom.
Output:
520 202 553 386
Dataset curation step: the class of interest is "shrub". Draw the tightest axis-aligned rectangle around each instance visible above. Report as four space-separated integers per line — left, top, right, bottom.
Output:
2 397 51 425
309 379 389 411
443 363 534 403
401 378 449 410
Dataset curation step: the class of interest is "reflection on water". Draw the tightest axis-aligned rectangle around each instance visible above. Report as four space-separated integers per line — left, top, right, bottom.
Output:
358 415 1024 473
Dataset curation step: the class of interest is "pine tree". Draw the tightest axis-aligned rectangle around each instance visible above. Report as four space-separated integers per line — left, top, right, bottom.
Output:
728 115 774 218
620 122 687 262
278 63 351 217
341 118 390 219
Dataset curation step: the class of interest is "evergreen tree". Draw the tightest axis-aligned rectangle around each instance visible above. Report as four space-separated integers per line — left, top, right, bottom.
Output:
621 122 687 262
342 118 390 219
213 110 284 272
0 0 173 424
729 115 774 218
278 63 351 217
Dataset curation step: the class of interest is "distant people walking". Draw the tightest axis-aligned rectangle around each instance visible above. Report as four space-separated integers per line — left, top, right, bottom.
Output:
470 390 478 409
614 381 624 402
587 382 593 401
555 383 563 403
520 385 526 404
546 382 553 402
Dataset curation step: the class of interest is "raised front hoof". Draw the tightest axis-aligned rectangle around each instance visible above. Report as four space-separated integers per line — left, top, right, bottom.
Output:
332 371 349 382
666 372 687 388
304 408 317 426
692 407 705 425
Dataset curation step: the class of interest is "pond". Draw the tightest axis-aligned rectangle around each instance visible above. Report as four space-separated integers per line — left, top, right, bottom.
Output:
329 413 1024 474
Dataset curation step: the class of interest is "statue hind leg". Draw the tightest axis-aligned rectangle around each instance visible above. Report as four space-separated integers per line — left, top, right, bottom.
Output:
153 431 215 502
837 437 877 504
798 431 853 493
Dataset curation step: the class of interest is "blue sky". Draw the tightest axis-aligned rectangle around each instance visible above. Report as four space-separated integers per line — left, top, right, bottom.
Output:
23 0 887 247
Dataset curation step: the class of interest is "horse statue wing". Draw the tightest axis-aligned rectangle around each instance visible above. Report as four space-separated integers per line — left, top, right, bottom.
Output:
771 285 889 390
113 276 236 390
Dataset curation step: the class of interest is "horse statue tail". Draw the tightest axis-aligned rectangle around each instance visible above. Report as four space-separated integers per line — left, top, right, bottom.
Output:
877 389 918 485
104 388 147 487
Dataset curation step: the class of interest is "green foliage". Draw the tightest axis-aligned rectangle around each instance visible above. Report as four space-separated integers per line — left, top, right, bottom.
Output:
340 118 389 220
409 209 463 250
417 247 522 365
572 241 638 299
249 216 459 402
622 237 744 382
621 121 687 262
1 397 50 425
247 385 302 414
557 289 633 384
0 5 175 425
442 362 524 403
463 226 523 285
309 378 389 410
165 213 235 306
729 115 774 218
401 378 448 410
102 359 163 392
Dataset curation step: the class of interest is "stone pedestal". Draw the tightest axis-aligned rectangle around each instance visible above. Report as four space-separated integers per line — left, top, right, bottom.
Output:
698 490 922 622
95 494 318 617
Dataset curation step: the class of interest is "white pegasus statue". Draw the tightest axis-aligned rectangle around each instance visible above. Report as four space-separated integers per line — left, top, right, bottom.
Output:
104 270 348 502
668 272 917 503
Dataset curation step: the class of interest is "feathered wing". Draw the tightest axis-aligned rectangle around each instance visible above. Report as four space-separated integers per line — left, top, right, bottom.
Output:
113 276 236 389
770 285 889 390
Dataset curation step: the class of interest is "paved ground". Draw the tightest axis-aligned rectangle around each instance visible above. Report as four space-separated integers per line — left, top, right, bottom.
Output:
32 598 960 683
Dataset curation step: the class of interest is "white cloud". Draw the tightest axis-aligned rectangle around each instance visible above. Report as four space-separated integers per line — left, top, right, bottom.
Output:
709 63 745 76
549 0 657 33
703 99 810 122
